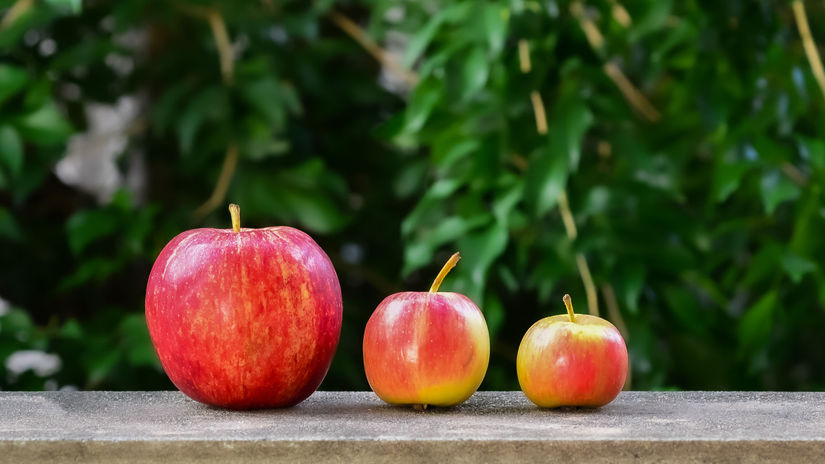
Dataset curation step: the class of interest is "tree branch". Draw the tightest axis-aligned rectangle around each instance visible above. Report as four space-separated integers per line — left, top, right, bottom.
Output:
792 0 825 105
570 1 661 123
603 61 661 122
576 253 599 316
518 39 531 73
529 91 548 135
329 11 418 88
601 283 631 390
193 143 239 220
0 0 33 30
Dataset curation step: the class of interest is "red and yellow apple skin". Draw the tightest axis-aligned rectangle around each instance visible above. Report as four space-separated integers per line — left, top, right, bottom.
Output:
517 296 627 408
145 205 342 410
363 291 489 407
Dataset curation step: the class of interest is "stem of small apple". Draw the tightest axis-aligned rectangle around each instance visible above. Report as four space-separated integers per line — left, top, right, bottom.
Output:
563 294 576 323
413 404 428 411
429 252 461 293
229 203 241 233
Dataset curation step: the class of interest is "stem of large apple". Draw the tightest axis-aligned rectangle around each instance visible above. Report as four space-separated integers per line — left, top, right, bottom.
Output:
563 294 576 323
229 203 241 233
429 252 461 293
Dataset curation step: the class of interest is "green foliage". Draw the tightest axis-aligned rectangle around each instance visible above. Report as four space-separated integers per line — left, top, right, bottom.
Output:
1 0 824 392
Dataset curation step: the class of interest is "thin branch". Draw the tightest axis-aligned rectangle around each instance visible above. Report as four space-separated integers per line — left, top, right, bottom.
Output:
207 10 234 85
603 61 661 122
570 1 660 123
529 91 548 135
330 11 418 88
792 0 825 105
557 190 578 240
518 39 531 73
0 0 33 30
177 4 234 84
569 2 605 51
193 144 239 220
601 283 631 390
607 0 632 28
781 162 808 186
576 253 599 317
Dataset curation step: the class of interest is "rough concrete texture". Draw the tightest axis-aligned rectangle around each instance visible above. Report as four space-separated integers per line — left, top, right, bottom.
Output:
1 391 823 463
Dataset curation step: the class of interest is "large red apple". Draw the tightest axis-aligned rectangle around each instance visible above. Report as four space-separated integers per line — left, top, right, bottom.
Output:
517 294 627 408
145 204 342 409
363 253 489 409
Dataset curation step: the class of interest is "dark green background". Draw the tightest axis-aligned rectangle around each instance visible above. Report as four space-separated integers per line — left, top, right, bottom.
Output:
1 0 824 392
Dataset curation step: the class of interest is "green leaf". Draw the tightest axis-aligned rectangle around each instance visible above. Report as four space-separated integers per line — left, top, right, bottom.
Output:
712 159 752 202
453 221 509 302
524 95 593 217
798 136 825 175
66 209 120 255
403 78 441 135
483 293 505 338
118 314 159 368
239 78 301 129
738 291 777 354
401 178 463 237
0 207 23 242
780 251 817 284
618 263 645 314
524 147 569 217
14 102 73 145
460 47 488 100
45 0 82 14
760 170 800 214
482 4 508 56
176 87 228 155
0 125 23 176
0 64 28 106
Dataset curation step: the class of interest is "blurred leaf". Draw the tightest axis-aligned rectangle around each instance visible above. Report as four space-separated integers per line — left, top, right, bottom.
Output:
401 3 472 68
44 0 82 14
712 159 752 202
0 125 23 176
524 95 592 216
66 209 119 255
481 3 508 56
0 64 28 106
239 78 298 129
176 86 228 155
780 251 817 284
460 47 488 100
118 314 159 368
14 102 73 145
403 78 441 135
738 291 777 354
0 207 23 242
760 170 800 214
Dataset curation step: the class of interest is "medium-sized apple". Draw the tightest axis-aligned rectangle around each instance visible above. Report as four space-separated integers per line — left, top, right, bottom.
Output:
363 252 490 409
517 294 627 408
145 204 342 409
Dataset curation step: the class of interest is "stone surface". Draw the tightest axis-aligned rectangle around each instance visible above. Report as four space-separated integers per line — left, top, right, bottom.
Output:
1 391 824 463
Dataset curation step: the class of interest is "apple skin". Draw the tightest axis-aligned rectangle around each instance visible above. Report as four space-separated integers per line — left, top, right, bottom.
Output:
363 292 490 407
517 313 627 408
145 225 342 410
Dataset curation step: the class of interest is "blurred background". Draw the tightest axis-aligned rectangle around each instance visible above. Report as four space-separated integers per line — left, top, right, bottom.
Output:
1 0 825 392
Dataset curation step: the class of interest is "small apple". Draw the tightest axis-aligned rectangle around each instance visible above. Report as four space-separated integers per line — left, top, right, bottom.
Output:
145 204 342 409
363 252 490 409
517 294 628 408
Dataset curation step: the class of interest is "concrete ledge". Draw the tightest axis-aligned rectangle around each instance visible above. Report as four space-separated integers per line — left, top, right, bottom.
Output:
1 391 824 463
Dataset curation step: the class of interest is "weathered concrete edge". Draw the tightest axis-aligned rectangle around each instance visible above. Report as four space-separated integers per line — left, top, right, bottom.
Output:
2 440 824 464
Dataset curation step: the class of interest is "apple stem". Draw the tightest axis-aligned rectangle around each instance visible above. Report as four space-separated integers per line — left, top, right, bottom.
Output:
229 203 241 233
563 294 576 323
413 404 428 411
429 252 461 293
